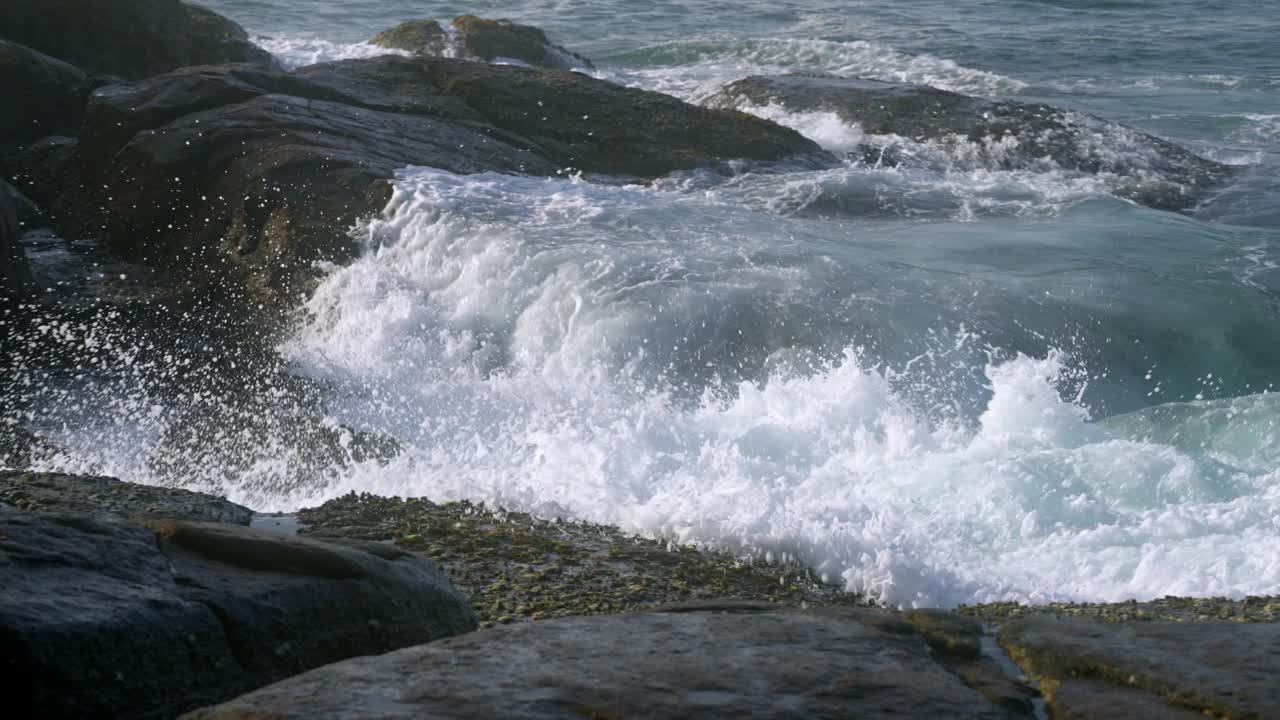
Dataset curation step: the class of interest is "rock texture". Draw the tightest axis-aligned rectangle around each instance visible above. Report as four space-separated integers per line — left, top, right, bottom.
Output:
0 479 476 720
78 56 823 309
369 19 448 56
0 0 274 79
0 471 254 524
707 74 1232 211
0 40 92 147
185 605 1029 719
1000 615 1280 719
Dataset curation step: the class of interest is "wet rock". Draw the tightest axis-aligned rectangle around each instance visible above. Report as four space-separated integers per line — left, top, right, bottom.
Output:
0 0 274 79
3 136 102 241
369 19 448 56
297 493 868 629
1 180 31 301
185 607 1020 719
0 471 254 524
0 509 476 720
451 15 594 70
1000 614 1280 718
707 74 1232 212
79 56 820 310
0 40 92 148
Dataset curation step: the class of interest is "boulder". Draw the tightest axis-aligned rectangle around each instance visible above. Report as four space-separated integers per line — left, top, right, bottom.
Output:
707 74 1233 212
0 507 476 720
0 40 92 147
185 606 1029 719
369 19 448 56
451 15 594 70
78 56 822 309
1000 615 1280 719
0 0 274 79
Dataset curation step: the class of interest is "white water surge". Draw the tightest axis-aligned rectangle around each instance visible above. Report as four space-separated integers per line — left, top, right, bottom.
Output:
247 168 1280 608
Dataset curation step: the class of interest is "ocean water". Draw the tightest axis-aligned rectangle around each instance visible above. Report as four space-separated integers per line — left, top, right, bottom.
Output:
18 0 1280 607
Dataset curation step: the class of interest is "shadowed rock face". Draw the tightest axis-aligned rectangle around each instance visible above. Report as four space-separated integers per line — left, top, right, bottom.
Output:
707 74 1234 212
0 485 476 720
78 56 824 311
0 41 91 147
1 181 31 301
183 607 1028 719
0 0 274 79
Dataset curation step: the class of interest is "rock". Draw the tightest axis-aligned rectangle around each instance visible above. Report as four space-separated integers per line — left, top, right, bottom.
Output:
0 508 476 720
0 40 92 147
78 56 822 310
185 606 1026 719
3 136 102 241
707 74 1233 212
1 180 31 301
369 19 448 56
0 471 254 524
0 0 274 79
1000 614 1280 718
450 15 594 70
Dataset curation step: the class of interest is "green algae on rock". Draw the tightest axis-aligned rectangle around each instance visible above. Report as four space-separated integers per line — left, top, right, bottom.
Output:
957 595 1280 625
297 492 869 628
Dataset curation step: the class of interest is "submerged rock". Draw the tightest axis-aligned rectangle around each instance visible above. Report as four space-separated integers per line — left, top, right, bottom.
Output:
0 0 274 79
0 40 92 147
0 494 476 719
185 606 1026 719
369 19 448 56
707 74 1233 212
451 15 595 70
78 56 821 310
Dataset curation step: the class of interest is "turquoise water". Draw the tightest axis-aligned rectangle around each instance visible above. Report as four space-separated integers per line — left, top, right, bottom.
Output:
33 1 1280 606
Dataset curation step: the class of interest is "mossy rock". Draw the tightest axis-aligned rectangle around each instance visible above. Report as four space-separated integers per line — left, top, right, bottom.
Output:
369 19 447 55
297 492 868 628
451 15 594 70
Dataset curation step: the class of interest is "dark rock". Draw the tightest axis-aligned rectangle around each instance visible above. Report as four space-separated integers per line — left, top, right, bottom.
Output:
1000 614 1280 718
0 508 476 720
0 40 92 147
451 15 594 70
369 19 448 56
4 136 101 240
0 0 274 80
0 471 253 524
1 180 31 300
185 607 1024 719
79 56 821 310
707 74 1233 212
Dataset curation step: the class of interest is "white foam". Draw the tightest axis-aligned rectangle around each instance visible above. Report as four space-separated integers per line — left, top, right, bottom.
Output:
254 169 1280 608
253 34 410 70
610 37 1026 102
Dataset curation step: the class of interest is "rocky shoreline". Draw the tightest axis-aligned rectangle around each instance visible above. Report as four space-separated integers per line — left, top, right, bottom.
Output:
4 470 1279 719
2 1 1276 718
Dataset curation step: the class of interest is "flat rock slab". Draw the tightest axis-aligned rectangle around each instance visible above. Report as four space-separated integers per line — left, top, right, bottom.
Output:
186 607 1020 719
1000 615 1280 719
0 471 254 524
0 510 476 719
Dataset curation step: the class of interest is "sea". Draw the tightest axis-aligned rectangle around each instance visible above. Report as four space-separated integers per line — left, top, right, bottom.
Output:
18 0 1280 607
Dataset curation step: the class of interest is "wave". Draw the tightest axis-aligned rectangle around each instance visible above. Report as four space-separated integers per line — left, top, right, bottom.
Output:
605 37 1027 101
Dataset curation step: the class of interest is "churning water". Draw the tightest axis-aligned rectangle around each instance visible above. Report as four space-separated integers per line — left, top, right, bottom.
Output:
16 0 1280 607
